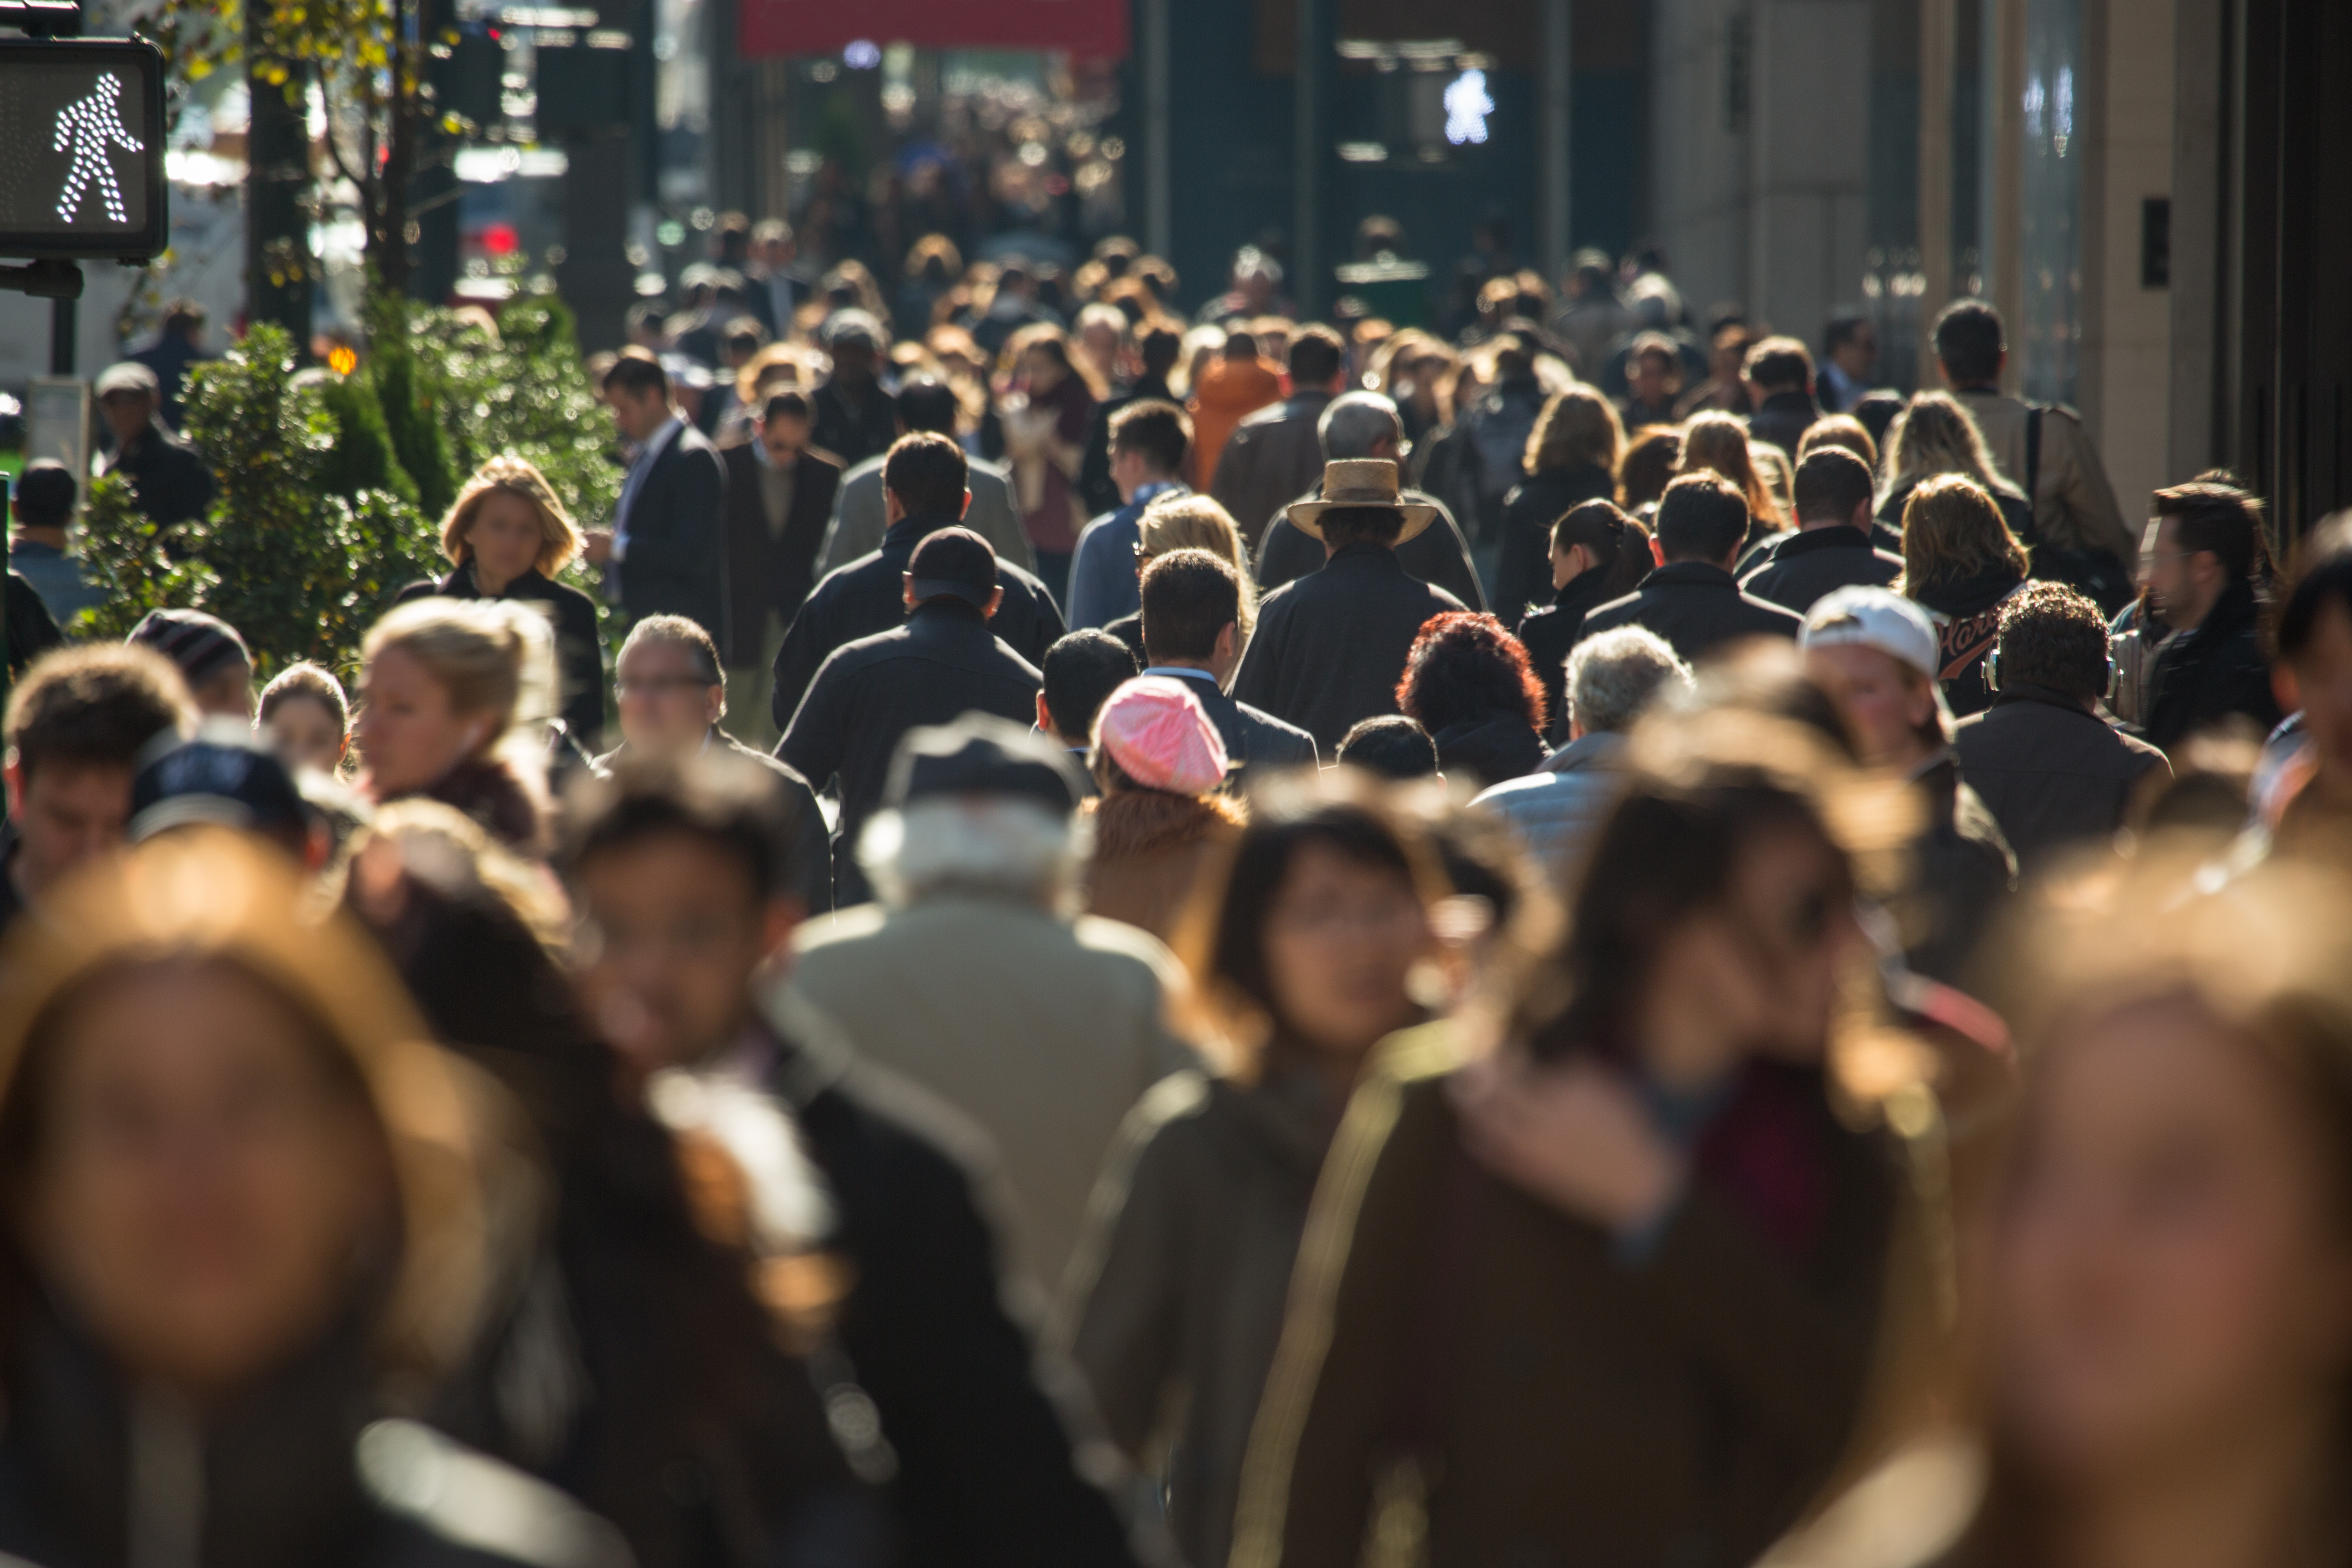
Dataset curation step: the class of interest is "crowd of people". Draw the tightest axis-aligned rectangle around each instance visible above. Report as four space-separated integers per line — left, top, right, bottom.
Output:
5 219 2352 1568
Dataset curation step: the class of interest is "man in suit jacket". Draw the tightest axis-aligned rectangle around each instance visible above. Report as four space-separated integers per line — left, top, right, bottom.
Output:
1577 472 1803 662
1138 547 1318 780
817 379 1034 575
1208 326 1347 550
772 433 1065 732
585 349 729 643
722 388 843 746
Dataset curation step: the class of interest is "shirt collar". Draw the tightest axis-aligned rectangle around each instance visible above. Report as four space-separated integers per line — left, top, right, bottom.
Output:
636 414 686 468
1127 479 1184 509
1143 664 1221 689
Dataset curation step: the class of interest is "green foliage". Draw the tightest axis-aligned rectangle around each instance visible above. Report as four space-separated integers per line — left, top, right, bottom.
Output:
69 475 218 643
316 369 419 505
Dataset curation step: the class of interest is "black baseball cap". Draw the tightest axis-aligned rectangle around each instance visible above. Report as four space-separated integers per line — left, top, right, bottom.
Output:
885 712 1082 815
129 721 310 849
906 527 998 608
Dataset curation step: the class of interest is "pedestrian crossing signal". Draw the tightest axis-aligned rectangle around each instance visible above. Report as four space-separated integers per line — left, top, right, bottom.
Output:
0 39 166 261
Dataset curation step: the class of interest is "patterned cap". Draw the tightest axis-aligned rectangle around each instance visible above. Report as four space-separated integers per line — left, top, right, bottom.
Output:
1094 676 1229 795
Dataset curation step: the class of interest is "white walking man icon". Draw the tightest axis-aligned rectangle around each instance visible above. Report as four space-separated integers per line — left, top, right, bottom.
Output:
53 73 143 225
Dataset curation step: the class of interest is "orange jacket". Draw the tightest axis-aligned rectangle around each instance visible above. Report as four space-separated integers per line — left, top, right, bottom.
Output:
1187 356 1285 492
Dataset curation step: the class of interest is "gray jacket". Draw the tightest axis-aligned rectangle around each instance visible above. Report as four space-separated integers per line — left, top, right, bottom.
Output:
1469 730 1628 882
817 452 1036 576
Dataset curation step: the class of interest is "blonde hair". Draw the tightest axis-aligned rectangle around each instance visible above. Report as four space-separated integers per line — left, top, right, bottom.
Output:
1524 386 1626 478
1679 412 1784 528
1139 494 1260 640
1899 473 2030 591
1882 392 2013 507
438 456 583 577
1797 413 1879 473
363 597 557 767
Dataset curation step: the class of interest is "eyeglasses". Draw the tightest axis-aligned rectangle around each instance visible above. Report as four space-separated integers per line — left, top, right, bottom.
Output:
614 675 717 699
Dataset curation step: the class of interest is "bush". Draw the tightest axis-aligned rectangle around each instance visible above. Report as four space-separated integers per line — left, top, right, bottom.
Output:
316 368 419 505
70 473 219 644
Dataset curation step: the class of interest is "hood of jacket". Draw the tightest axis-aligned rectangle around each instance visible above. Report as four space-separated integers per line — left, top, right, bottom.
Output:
1911 562 2028 619
1431 713 1547 787
1088 786 1246 862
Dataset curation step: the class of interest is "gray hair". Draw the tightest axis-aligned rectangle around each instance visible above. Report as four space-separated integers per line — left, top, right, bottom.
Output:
1318 391 1404 460
1565 626 1693 735
858 796 1092 912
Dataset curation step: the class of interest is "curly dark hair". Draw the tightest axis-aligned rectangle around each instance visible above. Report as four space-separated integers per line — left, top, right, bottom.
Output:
1994 581 2112 701
1394 612 1549 736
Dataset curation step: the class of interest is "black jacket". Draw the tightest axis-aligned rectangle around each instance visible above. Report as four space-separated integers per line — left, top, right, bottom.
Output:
1257 488 1488 612
1910 565 2029 719
1747 390 1819 459
777 599 1044 906
1739 527 1904 617
5 572 60 679
809 379 898 472
1517 562 1645 744
1230 543 1467 753
1576 560 1804 664
770 510 1065 731
1492 463 1616 628
1904 755 2018 989
594 732 833 913
1952 682 2169 873
104 416 215 539
1145 667 1320 780
721 442 843 668
1429 713 1546 787
2142 578 2282 754
611 420 729 643
761 1004 1152 1568
396 565 607 753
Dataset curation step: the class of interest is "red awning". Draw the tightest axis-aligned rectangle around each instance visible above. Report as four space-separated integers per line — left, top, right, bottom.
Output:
738 0 1129 60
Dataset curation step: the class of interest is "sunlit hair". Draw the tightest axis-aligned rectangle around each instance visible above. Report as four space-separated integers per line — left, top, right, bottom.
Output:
1899 473 2030 593
859 796 1092 914
1139 494 1259 640
1396 611 1550 737
1005 321 1109 402
1618 425 1684 510
1881 392 2013 509
437 455 583 577
363 597 557 781
0 828 508 1378
1798 413 1880 474
1524 386 1626 478
1679 412 1784 527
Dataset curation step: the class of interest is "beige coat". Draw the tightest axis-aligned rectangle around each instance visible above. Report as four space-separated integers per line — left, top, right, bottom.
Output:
1954 389 2140 570
784 894 1198 1292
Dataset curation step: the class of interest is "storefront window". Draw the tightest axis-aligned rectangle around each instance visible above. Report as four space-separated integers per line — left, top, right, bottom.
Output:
2018 0 2081 403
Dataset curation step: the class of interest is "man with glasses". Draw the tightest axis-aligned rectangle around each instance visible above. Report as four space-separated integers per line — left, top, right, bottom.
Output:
595 614 832 911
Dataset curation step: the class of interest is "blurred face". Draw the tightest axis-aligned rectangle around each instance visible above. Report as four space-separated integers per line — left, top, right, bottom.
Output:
99 390 153 448
1023 345 1067 393
1261 841 1431 1061
829 340 876 388
355 645 481 798
1993 998 2352 1488
607 383 670 444
2 761 135 901
2148 515 2223 631
1630 350 1674 404
463 489 546 592
27 963 386 1396
1832 324 1878 380
262 693 345 776
615 638 722 756
2288 598 2352 796
574 832 791 1083
1807 643 1939 769
192 662 254 722
759 413 809 467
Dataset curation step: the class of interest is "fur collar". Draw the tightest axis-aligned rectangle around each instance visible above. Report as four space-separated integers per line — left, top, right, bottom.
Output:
1087 788 1245 861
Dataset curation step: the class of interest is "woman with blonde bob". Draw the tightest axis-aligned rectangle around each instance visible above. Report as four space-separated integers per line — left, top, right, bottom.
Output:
1058 771 1445 1568
1494 387 1627 626
1763 859 2352 1568
357 596 558 854
1680 410 1788 557
0 827 599 1563
1098 492 1261 665
394 455 606 751
1899 473 2034 717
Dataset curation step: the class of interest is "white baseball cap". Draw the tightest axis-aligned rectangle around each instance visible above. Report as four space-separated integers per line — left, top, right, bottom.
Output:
1799 585 1942 684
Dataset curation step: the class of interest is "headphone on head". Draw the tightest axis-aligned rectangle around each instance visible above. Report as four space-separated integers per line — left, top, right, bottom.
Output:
1984 644 2117 700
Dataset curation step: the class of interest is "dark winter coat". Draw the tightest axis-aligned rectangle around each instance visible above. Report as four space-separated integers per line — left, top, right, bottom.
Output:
387 754 548 857
776 599 1044 906
1908 565 2030 719
1208 391 1336 548
103 416 215 539
2141 578 2282 754
1577 561 1804 665
720 441 842 668
769 510 1065 730
1428 713 1546 788
1457 374 1550 540
1747 390 1820 459
1256 487 1487 612
608 419 729 643
1492 462 1617 628
396 566 607 753
808 378 898 471
1518 562 1646 745
1739 527 1904 617
1229 544 1467 753
1902 755 2018 988
1952 682 2169 873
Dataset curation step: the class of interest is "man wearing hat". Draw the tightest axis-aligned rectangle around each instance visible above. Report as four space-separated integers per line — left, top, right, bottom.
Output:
1229 458 1466 753
777 525 1046 907
786 712 1195 1291
128 719 317 866
96 360 215 544
1801 584 2016 986
127 607 254 719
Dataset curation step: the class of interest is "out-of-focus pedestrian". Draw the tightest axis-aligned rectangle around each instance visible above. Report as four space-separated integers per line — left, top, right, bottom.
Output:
1232 460 1467 753
0 828 628 1566
1616 331 1686 428
810 310 899 470
1741 448 1904 617
1038 628 1142 783
1817 308 1878 414
1102 493 1256 663
95 359 215 546
1211 326 1350 552
1452 327 1552 547
585 349 730 646
564 752 1156 1568
1550 249 1631 377
1188 330 1284 495
2141 478 2282 753
1617 424 1684 515
7 460 100 626
1136 547 1316 780
1577 473 1801 662
1000 324 1102 605
818 378 1034 575
1492 388 1626 630
127 606 254 719
0 645 194 931
129 297 215 430
1794 412 1879 475
397 455 607 752
1952 581 2167 872
1080 675 1243 942
1068 400 1192 630
2264 517 2352 855
1060 779 1440 1568
1672 318 1756 419
717 390 842 746
1080 322 1185 516
1742 336 1821 459
1394 612 1549 788
1681 411 1788 561
356 597 555 854
1473 624 1691 879
786 715 1197 1290
1517 500 1655 741
1895 474 2034 717
1876 392 2034 553
1331 714 1439 779
1801 585 2015 985
258 660 352 777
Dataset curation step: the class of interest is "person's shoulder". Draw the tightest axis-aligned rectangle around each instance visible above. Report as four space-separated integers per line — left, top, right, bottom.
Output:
799 445 845 479
1070 910 1186 988
392 575 448 605
1237 698 1316 746
1579 586 1647 628
356 1419 632 1567
673 421 722 457
1739 589 1807 630
841 453 887 487
983 635 1046 684
720 731 813 786
995 557 1056 601
1470 771 1563 810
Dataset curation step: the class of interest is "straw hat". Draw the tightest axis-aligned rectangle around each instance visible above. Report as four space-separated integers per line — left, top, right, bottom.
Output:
1285 459 1439 543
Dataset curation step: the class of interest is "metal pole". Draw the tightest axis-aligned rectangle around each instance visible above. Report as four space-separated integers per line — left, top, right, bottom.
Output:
1542 0 1572 283
1144 0 1170 260
48 296 74 378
